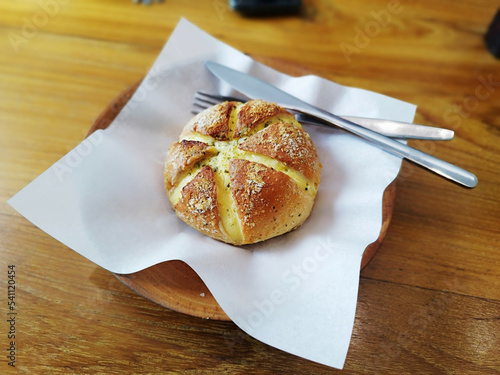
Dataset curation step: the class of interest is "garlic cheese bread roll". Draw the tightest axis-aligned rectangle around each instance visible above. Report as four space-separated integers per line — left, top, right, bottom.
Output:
164 99 321 245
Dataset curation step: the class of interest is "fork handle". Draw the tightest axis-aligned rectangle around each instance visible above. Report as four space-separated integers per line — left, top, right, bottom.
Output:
300 106 478 188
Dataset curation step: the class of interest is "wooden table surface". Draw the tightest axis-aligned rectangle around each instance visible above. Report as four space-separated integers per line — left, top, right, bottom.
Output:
1 1 499 374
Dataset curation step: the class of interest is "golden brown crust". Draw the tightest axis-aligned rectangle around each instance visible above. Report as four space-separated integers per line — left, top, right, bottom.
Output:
174 166 229 242
238 122 322 188
182 101 236 140
164 140 215 192
234 99 292 138
164 99 322 245
229 159 314 244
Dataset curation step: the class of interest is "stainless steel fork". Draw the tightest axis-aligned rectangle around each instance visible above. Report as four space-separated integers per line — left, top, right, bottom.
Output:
193 91 454 141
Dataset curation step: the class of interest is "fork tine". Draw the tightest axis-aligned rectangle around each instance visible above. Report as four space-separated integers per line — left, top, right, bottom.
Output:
195 91 233 101
192 93 218 114
192 91 245 115
193 96 219 107
192 97 219 115
195 91 246 103
195 91 226 101
193 92 224 109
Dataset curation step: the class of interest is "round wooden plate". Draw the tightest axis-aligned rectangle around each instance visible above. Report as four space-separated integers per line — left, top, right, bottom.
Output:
88 81 396 322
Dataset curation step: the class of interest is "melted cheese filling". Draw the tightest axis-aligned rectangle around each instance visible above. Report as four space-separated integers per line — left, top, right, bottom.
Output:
170 106 316 243
251 114 302 134
168 166 203 204
182 132 215 145
212 160 242 243
227 102 242 138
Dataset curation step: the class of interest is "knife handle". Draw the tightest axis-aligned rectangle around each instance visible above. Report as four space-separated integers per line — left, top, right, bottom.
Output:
302 107 478 188
293 113 454 140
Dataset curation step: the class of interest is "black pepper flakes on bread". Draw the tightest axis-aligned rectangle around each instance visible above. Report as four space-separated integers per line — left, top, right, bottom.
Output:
164 99 322 245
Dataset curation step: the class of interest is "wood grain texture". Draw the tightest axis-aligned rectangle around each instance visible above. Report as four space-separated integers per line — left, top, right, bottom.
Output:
1 0 499 373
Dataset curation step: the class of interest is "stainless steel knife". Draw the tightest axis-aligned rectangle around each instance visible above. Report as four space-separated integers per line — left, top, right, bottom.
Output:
205 61 477 188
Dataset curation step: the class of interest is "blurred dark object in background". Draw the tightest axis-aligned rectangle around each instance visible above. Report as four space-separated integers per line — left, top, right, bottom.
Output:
229 0 302 16
485 9 500 58
132 0 163 4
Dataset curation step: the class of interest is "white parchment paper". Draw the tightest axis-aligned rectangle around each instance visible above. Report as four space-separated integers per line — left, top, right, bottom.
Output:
8 19 416 369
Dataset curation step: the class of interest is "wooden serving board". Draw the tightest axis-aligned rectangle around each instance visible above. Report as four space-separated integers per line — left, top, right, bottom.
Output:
87 80 396 322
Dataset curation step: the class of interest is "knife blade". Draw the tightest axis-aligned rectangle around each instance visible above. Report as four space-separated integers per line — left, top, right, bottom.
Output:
205 61 477 188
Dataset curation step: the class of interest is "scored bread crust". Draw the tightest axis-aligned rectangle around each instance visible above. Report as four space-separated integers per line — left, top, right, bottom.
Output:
164 99 322 245
180 101 236 141
238 122 321 188
234 100 291 138
164 140 216 191
229 159 314 244
173 166 230 243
